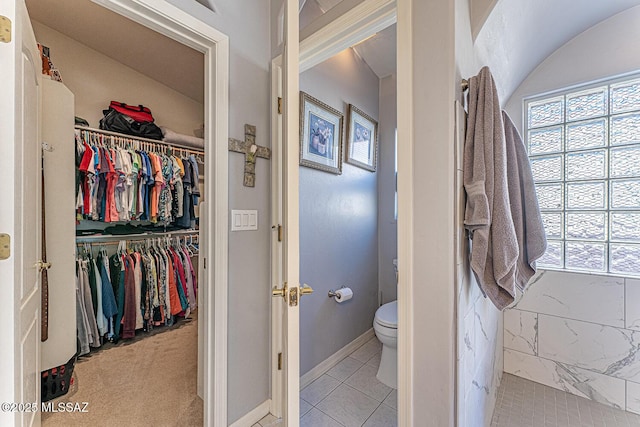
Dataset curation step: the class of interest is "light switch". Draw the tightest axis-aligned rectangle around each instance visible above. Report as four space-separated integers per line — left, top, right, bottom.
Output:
231 210 258 231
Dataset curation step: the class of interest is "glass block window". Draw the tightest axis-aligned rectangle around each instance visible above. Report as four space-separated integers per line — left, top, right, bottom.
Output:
526 76 640 276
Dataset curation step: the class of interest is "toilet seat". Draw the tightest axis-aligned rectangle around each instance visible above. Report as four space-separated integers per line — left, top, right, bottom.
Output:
374 301 397 329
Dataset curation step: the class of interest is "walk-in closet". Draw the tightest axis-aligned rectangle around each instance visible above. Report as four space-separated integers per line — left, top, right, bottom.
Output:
26 0 207 424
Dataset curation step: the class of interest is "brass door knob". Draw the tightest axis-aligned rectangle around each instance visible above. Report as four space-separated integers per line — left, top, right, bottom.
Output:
272 284 288 301
300 284 314 297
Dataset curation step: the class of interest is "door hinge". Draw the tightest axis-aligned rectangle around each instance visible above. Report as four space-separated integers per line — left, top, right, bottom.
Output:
203 257 207 269
278 224 283 242
0 16 11 43
277 352 283 370
0 233 10 260
277 97 282 114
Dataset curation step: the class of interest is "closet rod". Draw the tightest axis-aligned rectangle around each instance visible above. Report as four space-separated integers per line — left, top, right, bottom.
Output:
75 126 205 154
76 229 200 244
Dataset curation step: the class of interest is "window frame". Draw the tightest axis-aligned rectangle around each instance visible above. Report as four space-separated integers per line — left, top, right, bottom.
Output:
524 72 640 278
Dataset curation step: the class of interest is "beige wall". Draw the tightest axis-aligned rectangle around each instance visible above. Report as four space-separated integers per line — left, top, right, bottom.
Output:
32 21 204 136
398 0 457 425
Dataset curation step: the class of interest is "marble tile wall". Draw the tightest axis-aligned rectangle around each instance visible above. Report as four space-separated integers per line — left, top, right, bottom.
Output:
456 101 503 427
504 272 640 415
457 257 503 427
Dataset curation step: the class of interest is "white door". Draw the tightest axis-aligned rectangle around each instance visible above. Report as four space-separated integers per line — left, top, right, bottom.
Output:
0 1 42 426
271 0 301 424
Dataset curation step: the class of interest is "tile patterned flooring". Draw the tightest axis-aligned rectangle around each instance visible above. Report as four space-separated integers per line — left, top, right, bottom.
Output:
252 336 397 427
254 346 640 427
491 373 640 427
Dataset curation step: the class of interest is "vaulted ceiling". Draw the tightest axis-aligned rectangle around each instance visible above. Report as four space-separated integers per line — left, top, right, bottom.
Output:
300 0 396 79
476 0 640 103
25 0 205 103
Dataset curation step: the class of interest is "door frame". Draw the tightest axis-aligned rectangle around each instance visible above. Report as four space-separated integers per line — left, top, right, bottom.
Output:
89 1 229 426
270 55 284 418
270 0 400 420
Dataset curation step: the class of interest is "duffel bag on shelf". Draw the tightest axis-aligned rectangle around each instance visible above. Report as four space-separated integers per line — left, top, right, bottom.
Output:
99 101 163 140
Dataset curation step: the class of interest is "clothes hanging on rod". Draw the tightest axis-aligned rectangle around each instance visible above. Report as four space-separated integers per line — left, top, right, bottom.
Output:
74 128 202 229
74 236 198 355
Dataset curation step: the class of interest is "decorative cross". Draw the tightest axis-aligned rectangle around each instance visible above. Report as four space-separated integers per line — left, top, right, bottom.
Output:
228 124 271 187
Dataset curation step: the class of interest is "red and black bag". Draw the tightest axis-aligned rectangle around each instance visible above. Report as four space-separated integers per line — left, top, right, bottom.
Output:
99 101 163 140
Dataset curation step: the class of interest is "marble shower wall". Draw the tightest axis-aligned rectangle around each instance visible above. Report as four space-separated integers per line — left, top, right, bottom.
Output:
456 101 503 427
504 271 640 414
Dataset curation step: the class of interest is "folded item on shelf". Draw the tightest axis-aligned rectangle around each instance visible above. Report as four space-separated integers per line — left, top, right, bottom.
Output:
102 224 144 235
161 126 205 149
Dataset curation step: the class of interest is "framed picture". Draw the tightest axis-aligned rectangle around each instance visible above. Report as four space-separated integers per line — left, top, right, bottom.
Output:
300 92 344 174
346 104 378 172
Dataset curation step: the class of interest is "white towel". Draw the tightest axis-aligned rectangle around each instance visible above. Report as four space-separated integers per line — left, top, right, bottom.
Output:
463 66 519 310
502 111 547 291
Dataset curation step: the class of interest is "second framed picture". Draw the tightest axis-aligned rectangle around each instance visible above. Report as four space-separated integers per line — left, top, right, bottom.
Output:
346 104 378 172
299 92 344 174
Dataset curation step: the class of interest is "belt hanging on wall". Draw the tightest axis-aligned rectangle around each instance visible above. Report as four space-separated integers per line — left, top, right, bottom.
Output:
40 144 52 342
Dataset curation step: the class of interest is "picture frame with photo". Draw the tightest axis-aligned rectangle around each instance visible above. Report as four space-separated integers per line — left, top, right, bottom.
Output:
346 104 378 172
299 92 344 174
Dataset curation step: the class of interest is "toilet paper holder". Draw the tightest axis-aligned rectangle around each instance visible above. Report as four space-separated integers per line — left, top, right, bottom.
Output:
328 286 346 298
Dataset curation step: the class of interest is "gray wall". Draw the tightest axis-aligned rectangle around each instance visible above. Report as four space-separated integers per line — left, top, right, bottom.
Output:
299 48 380 375
377 74 398 304
165 1 272 423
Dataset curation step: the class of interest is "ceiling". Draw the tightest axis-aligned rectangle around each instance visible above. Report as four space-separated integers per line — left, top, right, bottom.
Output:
353 25 396 79
24 0 640 105
476 0 640 103
25 0 205 103
301 0 640 97
300 0 396 79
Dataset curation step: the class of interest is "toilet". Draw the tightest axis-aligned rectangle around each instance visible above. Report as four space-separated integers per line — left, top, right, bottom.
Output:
373 299 397 388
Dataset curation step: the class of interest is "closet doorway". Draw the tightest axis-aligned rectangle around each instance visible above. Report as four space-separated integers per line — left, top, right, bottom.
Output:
21 0 229 426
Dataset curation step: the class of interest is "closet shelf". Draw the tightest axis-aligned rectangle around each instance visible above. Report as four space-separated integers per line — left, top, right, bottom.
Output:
76 229 199 244
75 126 204 155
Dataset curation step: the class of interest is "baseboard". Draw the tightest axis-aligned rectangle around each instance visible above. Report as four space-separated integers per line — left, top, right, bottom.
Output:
300 328 375 389
229 399 271 427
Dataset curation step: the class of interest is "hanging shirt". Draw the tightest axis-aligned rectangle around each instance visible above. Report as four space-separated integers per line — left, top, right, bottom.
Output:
109 253 125 341
75 272 91 356
170 247 190 316
177 160 192 228
98 253 118 338
122 254 137 339
93 258 108 337
133 252 144 330
79 259 100 347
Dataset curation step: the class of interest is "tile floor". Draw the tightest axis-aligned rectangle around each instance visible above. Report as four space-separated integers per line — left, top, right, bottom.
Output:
252 336 397 427
491 373 640 427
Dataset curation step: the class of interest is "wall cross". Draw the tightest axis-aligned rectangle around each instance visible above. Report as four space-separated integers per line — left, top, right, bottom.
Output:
228 124 271 187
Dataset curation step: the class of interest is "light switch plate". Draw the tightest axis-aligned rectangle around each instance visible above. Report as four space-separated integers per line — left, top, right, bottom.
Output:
231 210 258 231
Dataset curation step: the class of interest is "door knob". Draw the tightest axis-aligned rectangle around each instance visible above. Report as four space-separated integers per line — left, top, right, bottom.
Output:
272 283 288 301
300 284 314 297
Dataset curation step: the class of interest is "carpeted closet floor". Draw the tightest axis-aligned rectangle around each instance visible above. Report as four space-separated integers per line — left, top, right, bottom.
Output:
43 316 203 427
